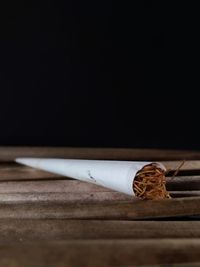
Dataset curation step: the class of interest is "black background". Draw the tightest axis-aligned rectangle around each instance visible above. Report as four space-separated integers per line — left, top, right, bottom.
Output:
0 1 198 149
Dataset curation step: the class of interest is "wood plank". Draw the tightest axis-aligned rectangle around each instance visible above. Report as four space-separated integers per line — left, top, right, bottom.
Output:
1 191 200 203
2 220 200 242
1 147 200 162
2 177 198 202
1 177 200 194
1 175 200 202
0 163 61 181
1 239 200 266
0 180 103 193
0 179 133 203
0 192 131 203
1 197 200 219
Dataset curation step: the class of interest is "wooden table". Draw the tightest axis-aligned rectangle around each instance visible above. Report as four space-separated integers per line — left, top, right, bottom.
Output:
1 147 200 266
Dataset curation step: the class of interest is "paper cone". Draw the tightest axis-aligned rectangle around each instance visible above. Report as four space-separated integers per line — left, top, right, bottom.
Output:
15 158 166 196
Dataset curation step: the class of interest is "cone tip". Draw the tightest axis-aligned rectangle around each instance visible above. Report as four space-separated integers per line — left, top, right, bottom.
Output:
15 157 39 166
15 158 27 164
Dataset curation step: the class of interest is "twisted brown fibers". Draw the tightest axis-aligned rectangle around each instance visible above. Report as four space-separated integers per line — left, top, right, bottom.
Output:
133 163 171 200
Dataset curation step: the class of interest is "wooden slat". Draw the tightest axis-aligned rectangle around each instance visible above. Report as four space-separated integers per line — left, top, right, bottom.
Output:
2 220 200 242
0 192 131 203
164 160 200 171
0 180 104 193
1 191 200 203
1 178 200 194
0 163 61 181
0 192 199 203
2 178 198 203
1 197 200 219
1 147 200 162
1 239 200 266
0 179 133 203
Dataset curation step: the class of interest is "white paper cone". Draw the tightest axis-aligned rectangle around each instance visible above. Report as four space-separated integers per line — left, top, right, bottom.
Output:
15 158 166 196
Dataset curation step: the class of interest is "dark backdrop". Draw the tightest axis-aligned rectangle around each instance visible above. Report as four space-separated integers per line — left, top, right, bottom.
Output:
0 1 198 149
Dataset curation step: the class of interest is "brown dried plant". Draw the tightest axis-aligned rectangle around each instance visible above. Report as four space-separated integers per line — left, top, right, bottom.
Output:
133 163 171 200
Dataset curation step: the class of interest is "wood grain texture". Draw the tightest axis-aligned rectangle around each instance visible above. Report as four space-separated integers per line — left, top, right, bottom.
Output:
1 239 200 266
0 163 61 181
0 192 131 203
0 180 102 193
1 197 200 219
1 147 200 266
1 191 200 203
0 179 132 203
2 220 200 242
1 147 200 162
1 177 199 203
1 178 200 194
164 160 200 171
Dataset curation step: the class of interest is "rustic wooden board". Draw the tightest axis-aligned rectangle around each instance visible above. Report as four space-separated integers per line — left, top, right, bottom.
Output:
1 239 200 266
1 178 200 195
0 180 104 193
2 220 200 242
1 147 200 266
1 197 200 219
0 163 61 181
0 192 132 203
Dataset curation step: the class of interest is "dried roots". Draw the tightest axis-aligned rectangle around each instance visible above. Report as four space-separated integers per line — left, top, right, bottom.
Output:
133 163 171 200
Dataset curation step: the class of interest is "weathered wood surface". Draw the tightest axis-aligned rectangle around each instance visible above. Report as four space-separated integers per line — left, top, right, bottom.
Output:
0 180 104 193
1 239 200 266
1 146 200 162
2 220 200 242
0 180 132 203
1 147 200 266
1 197 200 219
164 160 200 171
0 163 61 181
2 191 200 203
1 176 200 204
0 192 132 203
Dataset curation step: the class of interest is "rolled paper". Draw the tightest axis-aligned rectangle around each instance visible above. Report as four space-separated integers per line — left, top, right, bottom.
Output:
15 158 166 196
